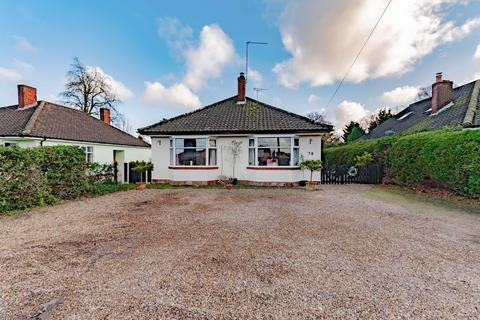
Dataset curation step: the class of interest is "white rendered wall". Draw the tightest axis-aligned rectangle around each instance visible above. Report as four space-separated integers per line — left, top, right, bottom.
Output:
151 134 323 183
0 137 151 165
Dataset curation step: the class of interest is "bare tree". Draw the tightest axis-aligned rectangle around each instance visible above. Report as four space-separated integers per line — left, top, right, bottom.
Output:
306 112 331 124
61 57 122 124
416 87 431 101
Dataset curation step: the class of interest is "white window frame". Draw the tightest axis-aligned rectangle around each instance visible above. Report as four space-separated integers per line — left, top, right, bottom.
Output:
248 135 300 167
169 136 217 167
80 146 94 163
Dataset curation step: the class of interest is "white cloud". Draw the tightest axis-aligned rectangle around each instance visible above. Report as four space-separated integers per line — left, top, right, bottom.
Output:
381 85 420 106
182 24 236 90
13 59 34 70
142 81 201 109
333 100 369 133
88 66 134 100
475 44 480 59
248 68 263 87
157 17 193 54
0 67 22 82
13 36 39 52
271 0 480 87
144 19 236 110
308 94 319 103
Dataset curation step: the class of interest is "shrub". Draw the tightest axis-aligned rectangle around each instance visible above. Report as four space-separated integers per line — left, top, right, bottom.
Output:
299 159 323 182
386 130 480 197
323 129 480 198
87 162 114 182
0 147 54 212
0 146 89 213
355 152 374 167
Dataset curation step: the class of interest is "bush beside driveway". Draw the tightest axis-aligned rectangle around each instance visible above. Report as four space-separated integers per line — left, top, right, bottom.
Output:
0 186 479 319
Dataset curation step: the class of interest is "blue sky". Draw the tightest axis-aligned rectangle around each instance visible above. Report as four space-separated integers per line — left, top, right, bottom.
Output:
1 0 480 133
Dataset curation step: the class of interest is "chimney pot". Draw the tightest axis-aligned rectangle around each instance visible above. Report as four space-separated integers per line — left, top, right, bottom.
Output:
237 72 246 104
17 85 37 109
431 73 453 114
100 108 111 125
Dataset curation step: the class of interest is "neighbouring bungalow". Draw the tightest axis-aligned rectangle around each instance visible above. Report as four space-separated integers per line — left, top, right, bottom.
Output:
364 73 480 139
0 85 151 182
138 73 333 186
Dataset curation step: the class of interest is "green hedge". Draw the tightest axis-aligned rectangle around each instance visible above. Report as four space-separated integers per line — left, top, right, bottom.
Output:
0 146 89 213
323 130 480 198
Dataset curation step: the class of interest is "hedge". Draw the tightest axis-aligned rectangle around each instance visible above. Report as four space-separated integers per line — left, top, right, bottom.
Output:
323 129 480 198
0 146 89 213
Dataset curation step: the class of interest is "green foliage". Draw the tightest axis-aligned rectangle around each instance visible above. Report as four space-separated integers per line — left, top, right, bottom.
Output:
367 108 394 132
300 159 323 182
355 152 374 167
324 129 480 198
88 182 135 196
0 146 89 213
343 121 365 142
385 130 480 197
88 162 114 182
132 161 154 183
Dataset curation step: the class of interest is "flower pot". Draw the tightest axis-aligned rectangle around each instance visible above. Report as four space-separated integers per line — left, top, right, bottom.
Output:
226 183 234 191
136 182 147 190
306 181 317 191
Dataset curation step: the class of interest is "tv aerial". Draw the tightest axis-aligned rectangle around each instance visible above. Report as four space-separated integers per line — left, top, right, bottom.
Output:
253 88 268 100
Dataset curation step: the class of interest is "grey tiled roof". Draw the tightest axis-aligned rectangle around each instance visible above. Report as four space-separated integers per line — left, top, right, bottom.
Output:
364 80 480 139
0 101 150 147
139 96 333 135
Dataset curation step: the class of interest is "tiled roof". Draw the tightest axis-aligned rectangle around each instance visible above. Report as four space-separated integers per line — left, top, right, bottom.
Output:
139 96 333 135
364 80 480 139
0 101 150 147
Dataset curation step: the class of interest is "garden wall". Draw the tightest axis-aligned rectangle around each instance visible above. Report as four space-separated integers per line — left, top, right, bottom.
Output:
323 130 480 198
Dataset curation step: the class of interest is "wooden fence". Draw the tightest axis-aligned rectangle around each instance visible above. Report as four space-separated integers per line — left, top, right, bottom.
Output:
321 164 383 184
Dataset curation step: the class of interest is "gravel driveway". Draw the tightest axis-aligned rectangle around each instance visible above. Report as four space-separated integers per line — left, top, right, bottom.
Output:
1 185 479 319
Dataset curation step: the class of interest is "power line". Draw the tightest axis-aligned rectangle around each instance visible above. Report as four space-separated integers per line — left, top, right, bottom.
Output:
325 0 393 109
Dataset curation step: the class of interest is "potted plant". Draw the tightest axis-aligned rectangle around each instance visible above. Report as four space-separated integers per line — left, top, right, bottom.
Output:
299 159 323 191
217 175 228 186
131 161 154 190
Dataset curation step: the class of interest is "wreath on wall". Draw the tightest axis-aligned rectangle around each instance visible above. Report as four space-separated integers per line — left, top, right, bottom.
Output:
347 166 358 177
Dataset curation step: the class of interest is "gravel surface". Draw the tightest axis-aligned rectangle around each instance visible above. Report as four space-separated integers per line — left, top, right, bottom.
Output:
1 185 479 319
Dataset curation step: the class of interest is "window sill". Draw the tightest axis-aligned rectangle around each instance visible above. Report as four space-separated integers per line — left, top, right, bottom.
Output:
168 166 219 170
246 166 301 170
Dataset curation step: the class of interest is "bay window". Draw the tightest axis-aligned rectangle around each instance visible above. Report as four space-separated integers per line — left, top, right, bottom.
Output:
249 136 299 166
170 137 217 166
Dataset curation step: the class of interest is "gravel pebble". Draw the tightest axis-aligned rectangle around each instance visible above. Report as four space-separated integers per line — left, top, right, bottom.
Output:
0 185 479 319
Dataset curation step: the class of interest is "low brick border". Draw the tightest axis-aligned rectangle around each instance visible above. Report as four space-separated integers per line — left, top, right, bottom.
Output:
152 179 303 187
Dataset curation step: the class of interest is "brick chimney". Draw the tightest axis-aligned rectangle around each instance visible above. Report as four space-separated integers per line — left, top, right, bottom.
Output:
17 85 37 109
431 72 453 114
100 108 111 125
237 72 246 104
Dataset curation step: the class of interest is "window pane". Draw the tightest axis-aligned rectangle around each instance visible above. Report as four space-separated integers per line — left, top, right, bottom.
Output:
175 138 207 148
169 139 173 148
257 137 291 147
248 148 255 165
175 148 206 165
209 139 216 147
257 148 291 166
294 138 299 146
293 148 299 166
208 149 217 165
249 138 254 147
87 146 93 153
87 153 93 163
170 148 174 165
